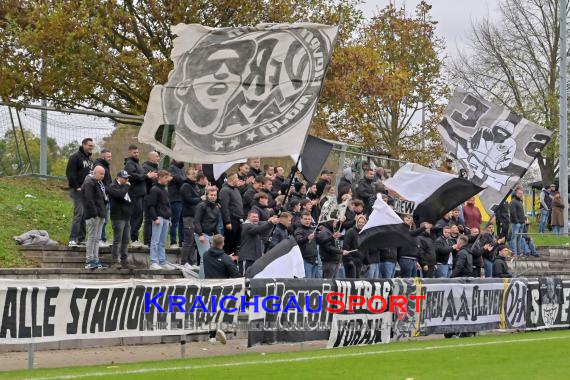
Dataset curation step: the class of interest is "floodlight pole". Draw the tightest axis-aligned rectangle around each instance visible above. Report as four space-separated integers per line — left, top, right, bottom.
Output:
560 0 569 234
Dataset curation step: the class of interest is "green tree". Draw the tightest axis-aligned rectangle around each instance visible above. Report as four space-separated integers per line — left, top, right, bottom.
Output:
314 2 448 169
0 0 362 116
449 0 566 185
0 129 63 176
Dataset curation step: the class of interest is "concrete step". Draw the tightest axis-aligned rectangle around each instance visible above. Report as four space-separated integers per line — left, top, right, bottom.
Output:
0 268 186 279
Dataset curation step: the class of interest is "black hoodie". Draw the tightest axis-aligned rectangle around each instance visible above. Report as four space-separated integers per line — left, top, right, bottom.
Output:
180 178 202 217
66 146 93 189
203 248 241 279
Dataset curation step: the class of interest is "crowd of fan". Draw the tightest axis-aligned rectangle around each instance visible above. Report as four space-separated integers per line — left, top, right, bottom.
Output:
66 138 536 278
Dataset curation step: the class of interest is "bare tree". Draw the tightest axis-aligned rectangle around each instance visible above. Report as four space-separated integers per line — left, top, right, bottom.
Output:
449 0 568 185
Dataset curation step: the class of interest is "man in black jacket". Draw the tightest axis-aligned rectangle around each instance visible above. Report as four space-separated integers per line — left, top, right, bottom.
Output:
66 138 95 247
146 170 173 270
81 166 108 269
509 188 526 256
452 235 472 277
108 170 133 268
492 245 513 278
343 215 366 278
219 173 244 255
180 166 202 267
495 202 510 240
94 149 112 247
268 212 292 250
435 225 458 278
238 211 278 274
356 168 376 215
124 145 158 247
317 221 349 279
168 160 186 249
417 223 437 278
203 234 240 345
247 158 262 178
194 187 222 278
294 212 319 278
243 176 264 215
142 151 160 246
204 235 241 278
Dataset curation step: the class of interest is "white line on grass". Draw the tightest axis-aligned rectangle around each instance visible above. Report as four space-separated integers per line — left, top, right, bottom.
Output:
23 334 570 380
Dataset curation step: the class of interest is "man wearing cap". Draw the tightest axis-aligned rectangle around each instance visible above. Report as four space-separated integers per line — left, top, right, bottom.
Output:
492 245 513 278
108 170 134 268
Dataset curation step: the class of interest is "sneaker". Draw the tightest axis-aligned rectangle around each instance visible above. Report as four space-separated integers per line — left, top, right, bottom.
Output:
99 241 110 248
68 240 78 247
96 262 109 270
142 244 149 249
183 262 193 270
161 262 176 270
78 241 87 247
84 261 98 269
215 330 227 344
170 243 179 249
208 337 217 344
150 263 163 270
130 241 143 248
112 262 123 269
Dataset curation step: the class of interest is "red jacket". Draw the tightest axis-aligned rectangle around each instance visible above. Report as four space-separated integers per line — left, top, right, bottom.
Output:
463 203 482 230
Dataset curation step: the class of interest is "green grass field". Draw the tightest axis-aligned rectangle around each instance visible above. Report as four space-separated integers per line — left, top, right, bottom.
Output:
3 330 570 380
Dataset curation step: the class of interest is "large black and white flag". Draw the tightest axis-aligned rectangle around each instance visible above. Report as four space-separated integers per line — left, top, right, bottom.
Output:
438 88 552 212
245 237 305 279
359 195 416 250
139 23 338 163
384 163 483 223
291 135 334 184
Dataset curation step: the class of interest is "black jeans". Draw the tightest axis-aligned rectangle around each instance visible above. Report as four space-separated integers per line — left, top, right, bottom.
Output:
181 216 196 265
223 218 242 255
129 195 144 242
322 261 340 279
143 205 152 245
112 219 130 262
69 189 86 242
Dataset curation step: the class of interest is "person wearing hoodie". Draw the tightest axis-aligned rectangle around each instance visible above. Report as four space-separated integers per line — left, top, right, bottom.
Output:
168 159 186 249
434 225 458 278
268 212 292 250
124 145 158 247
356 168 376 215
194 187 222 278
509 188 526 256
94 149 112 247
180 166 202 267
142 151 160 246
219 173 245 255
452 235 472 278
337 167 354 195
492 245 513 278
81 166 108 269
66 138 95 247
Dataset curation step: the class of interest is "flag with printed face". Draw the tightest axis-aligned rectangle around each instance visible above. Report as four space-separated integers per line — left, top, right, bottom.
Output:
438 88 551 212
139 23 338 163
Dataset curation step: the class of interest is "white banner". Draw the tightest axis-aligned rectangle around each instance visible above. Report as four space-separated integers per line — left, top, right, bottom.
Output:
0 278 245 344
139 23 338 163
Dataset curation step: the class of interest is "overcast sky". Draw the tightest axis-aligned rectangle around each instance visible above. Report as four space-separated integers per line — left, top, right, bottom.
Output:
360 0 501 58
